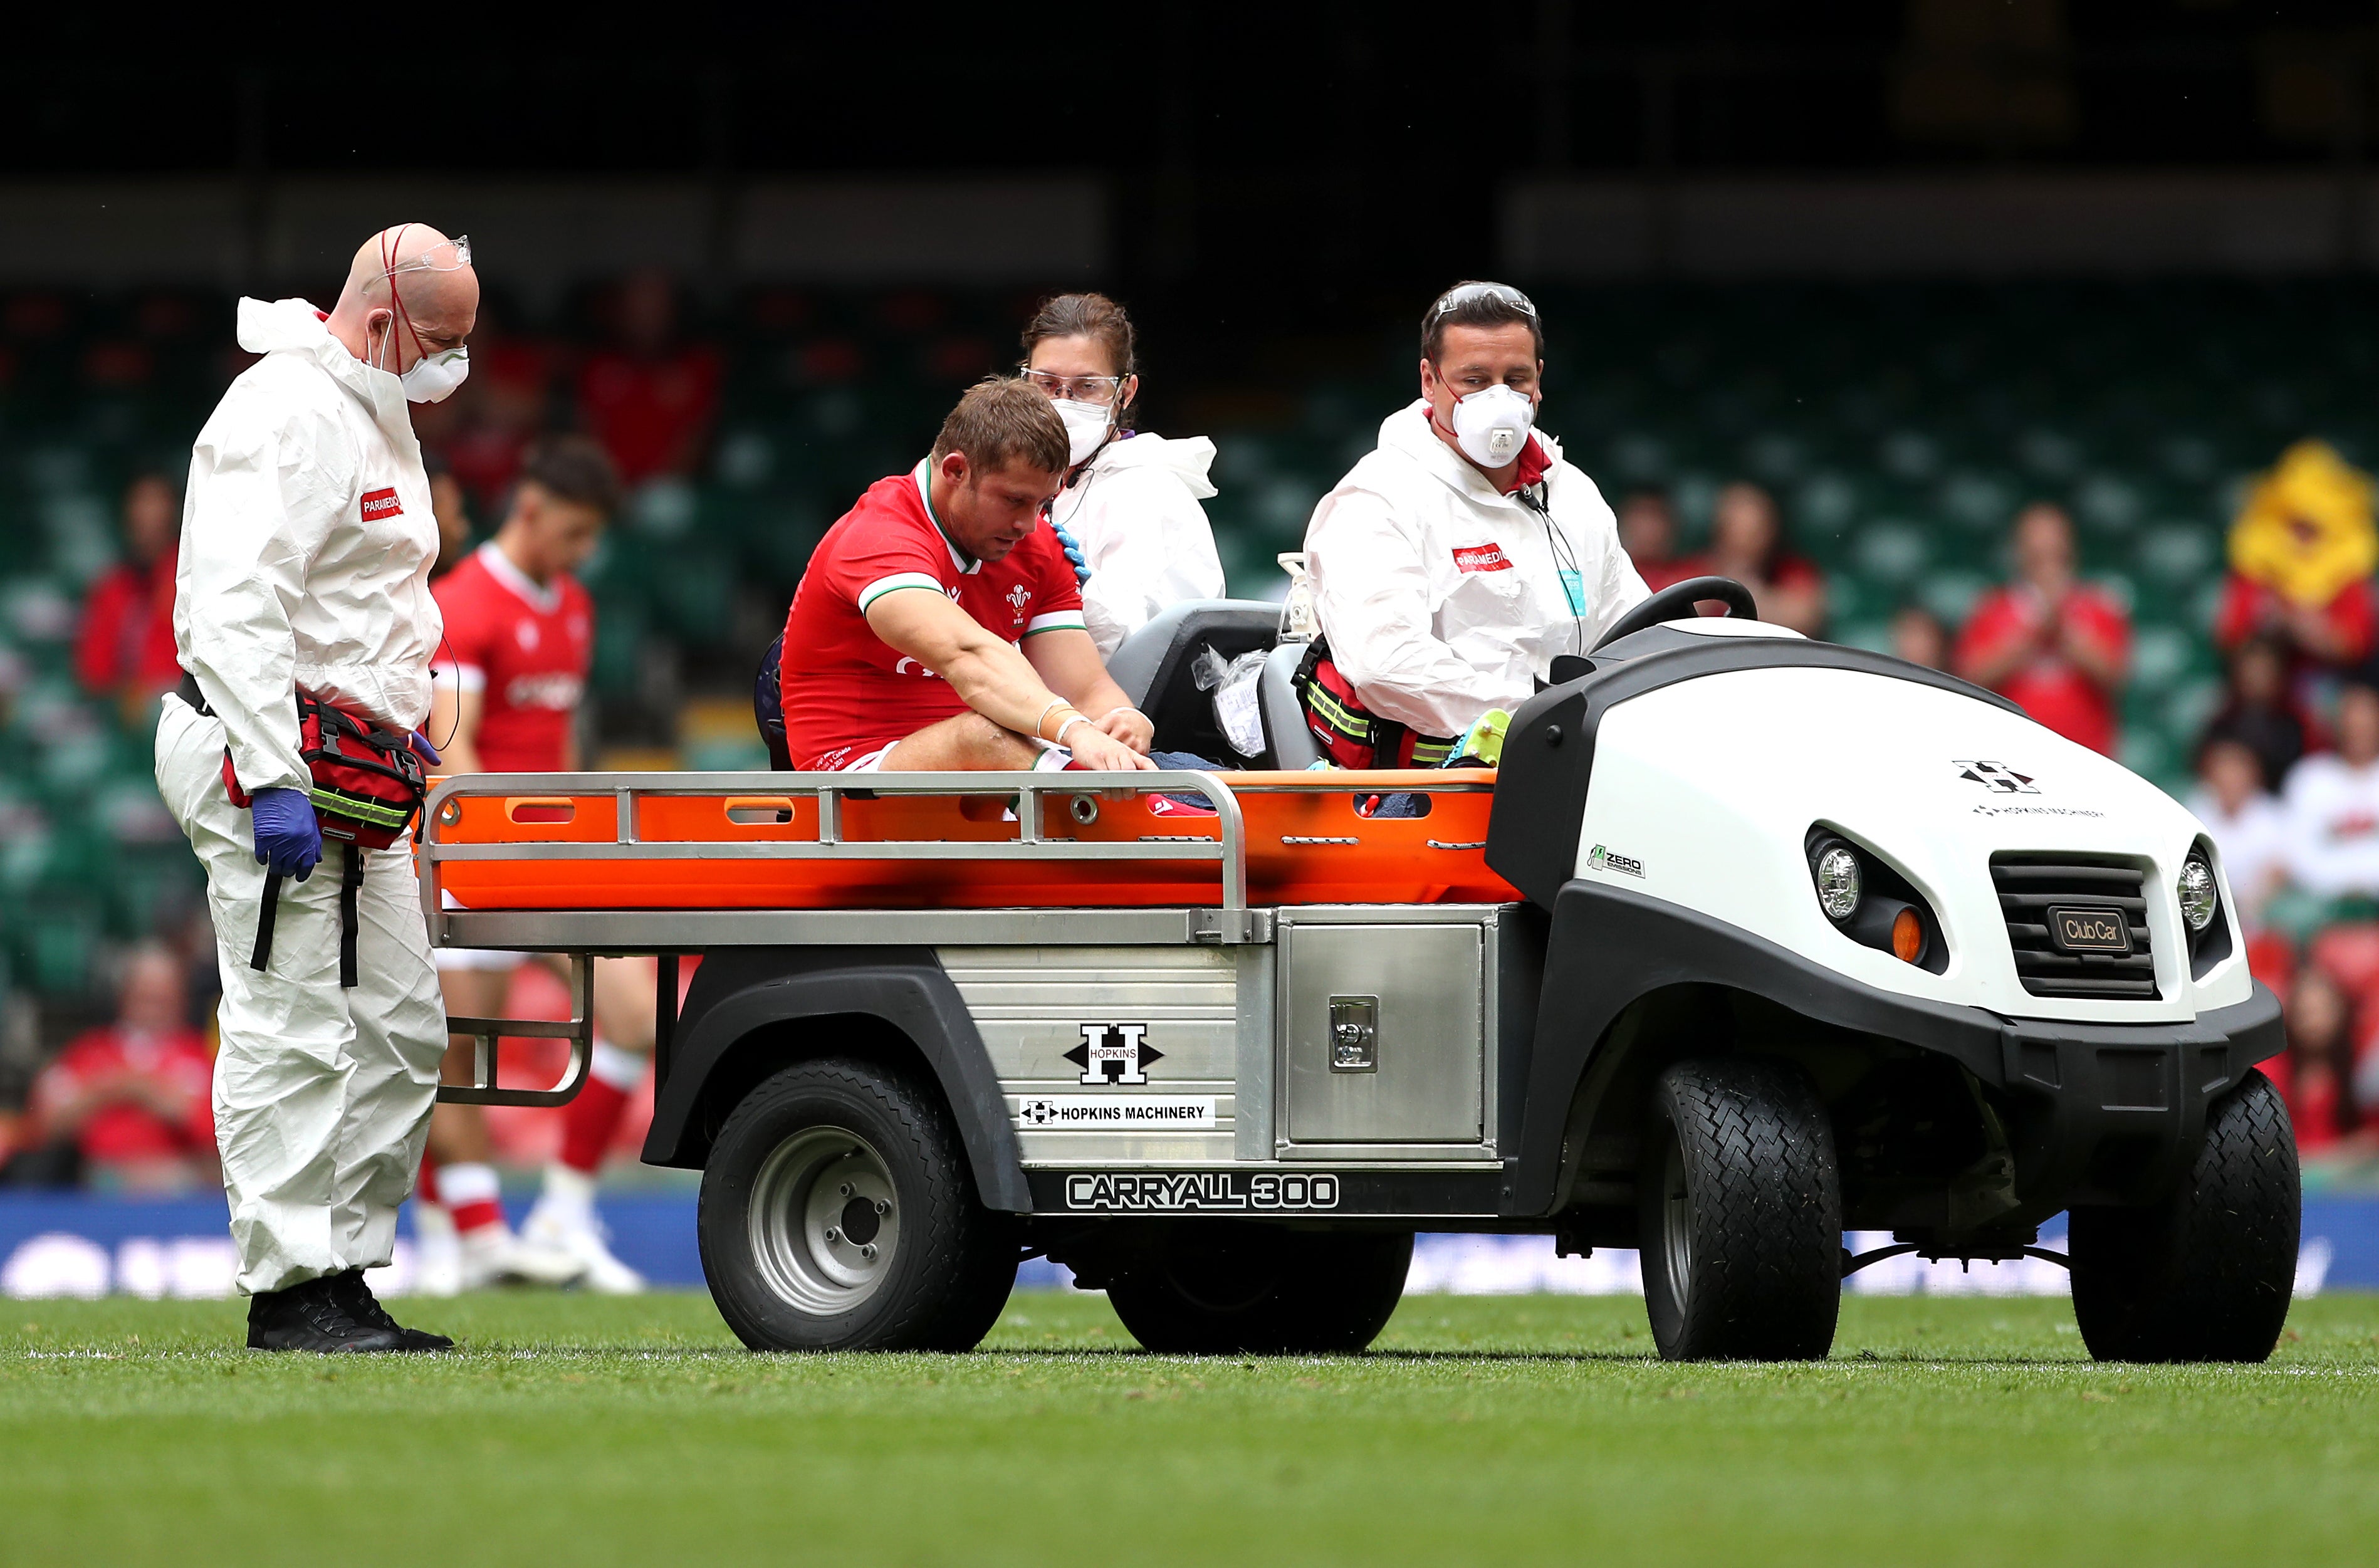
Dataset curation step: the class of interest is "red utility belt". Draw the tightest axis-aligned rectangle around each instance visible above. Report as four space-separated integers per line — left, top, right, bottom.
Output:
1289 640 1456 770
180 674 429 986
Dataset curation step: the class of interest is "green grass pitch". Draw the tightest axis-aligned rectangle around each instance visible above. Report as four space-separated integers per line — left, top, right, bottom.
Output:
4 1290 2376 1566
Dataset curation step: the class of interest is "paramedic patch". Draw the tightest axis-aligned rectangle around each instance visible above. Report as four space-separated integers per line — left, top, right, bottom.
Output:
1063 1171 1341 1212
1451 543 1513 574
1017 1096 1217 1131
360 487 404 522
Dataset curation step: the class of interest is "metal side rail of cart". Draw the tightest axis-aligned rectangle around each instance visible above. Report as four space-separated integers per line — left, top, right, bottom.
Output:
417 768 1270 1109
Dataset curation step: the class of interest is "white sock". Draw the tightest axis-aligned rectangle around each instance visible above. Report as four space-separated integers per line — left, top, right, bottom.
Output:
542 1161 599 1220
439 1161 501 1208
589 1038 647 1092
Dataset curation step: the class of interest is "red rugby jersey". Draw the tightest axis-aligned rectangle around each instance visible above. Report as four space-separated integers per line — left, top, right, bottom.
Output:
431 543 595 773
779 463 1084 770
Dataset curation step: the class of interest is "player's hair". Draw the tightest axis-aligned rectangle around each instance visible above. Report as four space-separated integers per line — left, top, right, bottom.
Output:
1022 291 1137 422
516 434 624 518
931 377 1070 478
1422 280 1545 364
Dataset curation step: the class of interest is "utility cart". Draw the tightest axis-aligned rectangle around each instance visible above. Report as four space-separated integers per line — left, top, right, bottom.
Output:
422 580 2298 1362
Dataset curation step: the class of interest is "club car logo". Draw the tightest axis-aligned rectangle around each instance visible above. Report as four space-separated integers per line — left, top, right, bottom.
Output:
2046 905 2133 954
1587 843 1644 878
1063 1171 1340 1212
1066 1023 1159 1085
1955 760 2038 795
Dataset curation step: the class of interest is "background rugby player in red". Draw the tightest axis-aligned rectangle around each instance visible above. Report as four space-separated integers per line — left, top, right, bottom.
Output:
419 436 655 1294
778 377 1154 776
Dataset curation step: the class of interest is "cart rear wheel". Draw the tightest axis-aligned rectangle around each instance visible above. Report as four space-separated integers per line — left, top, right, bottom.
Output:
699 1058 1013 1352
1638 1057 1842 1362
2069 1070 2300 1363
1106 1228 1412 1354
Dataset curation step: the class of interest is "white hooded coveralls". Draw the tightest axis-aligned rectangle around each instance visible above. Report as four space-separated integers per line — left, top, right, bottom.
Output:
155 297 447 1296
1304 401 1650 741
1051 431 1227 657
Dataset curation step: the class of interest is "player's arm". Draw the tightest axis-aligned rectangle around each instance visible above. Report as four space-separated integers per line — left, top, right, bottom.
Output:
862 590 1153 769
1022 627 1151 753
427 676 487 776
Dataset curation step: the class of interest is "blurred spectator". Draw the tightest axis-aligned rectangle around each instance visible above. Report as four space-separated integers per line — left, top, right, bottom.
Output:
73 472 182 710
575 269 720 488
441 296 557 509
24 945 215 1193
2278 673 2379 924
1681 482 1826 634
1952 502 2130 756
2276 968 2365 1156
427 452 473 578
2188 728 2288 928
1616 488 1693 592
2215 439 2378 685
1890 604 1948 670
2204 633 2313 793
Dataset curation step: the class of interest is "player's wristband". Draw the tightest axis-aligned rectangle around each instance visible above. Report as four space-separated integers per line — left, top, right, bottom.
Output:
1033 697 1072 741
1054 714 1090 749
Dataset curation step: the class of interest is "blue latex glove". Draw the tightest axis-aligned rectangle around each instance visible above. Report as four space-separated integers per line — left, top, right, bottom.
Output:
409 731 442 767
1048 516 1092 587
250 787 322 882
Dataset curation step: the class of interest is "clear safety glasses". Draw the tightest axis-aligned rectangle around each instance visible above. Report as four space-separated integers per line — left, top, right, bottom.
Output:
1426 281 1537 327
384 233 473 276
1022 368 1126 406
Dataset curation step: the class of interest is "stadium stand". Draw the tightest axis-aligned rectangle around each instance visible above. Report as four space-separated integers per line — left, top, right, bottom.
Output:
6 273 2379 1168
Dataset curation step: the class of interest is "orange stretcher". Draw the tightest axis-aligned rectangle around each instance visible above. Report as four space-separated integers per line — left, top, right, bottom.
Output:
422 768 1514 914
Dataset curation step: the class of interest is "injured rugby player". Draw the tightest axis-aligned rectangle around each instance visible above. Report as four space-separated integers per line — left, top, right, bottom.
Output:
776 377 1157 775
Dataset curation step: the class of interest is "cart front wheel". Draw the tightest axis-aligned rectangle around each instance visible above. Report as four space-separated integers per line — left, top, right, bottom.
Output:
2069 1069 2300 1363
1638 1056 1843 1362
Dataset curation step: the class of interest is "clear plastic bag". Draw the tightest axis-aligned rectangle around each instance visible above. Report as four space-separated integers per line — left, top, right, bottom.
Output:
1192 645 1270 758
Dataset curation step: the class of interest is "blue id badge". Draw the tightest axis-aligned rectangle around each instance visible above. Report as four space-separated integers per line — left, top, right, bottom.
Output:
1560 568 1586 615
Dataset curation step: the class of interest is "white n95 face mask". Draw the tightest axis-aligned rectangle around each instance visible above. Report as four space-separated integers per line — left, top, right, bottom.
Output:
1448 383 1535 468
399 347 471 405
1052 399 1112 466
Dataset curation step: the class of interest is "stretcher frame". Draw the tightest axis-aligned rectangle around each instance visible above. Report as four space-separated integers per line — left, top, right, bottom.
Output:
420 768 1273 1104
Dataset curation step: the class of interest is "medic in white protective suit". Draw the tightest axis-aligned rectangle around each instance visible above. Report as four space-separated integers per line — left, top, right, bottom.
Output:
1299 281 1650 768
154 225 476 1353
1021 292 1225 659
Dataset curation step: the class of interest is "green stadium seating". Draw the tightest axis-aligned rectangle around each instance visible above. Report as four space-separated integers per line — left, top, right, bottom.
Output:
3 276 2377 1003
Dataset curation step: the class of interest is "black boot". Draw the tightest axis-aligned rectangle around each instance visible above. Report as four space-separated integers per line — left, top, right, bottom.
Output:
327 1268 454 1352
246 1276 407 1352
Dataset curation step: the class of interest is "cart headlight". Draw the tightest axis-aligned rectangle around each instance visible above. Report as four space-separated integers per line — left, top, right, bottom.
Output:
2178 855 2218 933
1806 828 1947 973
1814 844 1862 922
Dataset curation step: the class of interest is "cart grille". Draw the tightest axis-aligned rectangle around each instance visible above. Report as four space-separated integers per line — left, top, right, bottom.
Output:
1989 855 2158 1001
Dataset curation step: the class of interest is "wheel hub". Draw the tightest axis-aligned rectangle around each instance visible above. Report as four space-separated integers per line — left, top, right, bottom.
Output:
748 1127 899 1313
1661 1139 1693 1311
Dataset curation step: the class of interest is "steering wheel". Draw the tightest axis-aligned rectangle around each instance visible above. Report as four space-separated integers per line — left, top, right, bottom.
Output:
1591 575 1759 652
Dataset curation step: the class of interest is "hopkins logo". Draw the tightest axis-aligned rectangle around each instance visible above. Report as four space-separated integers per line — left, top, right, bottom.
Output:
1450 543 1514 575
1955 760 2038 795
359 488 403 522
1587 843 1644 878
1065 1023 1161 1085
